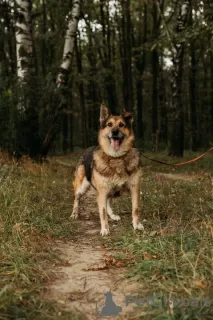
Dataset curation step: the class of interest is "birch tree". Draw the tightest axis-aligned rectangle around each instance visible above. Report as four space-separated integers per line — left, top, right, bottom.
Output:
41 0 81 156
168 0 191 157
15 0 33 82
14 0 42 158
56 0 81 87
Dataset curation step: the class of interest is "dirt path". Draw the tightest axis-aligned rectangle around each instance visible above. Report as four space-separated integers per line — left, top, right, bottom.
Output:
157 172 201 182
48 189 142 320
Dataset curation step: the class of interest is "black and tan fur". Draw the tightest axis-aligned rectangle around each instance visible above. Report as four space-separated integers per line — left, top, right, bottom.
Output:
71 104 143 236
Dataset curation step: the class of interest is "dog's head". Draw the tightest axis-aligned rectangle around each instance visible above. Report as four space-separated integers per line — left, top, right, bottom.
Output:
98 104 134 157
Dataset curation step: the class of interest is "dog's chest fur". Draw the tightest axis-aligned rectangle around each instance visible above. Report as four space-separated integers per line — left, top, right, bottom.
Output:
92 148 141 189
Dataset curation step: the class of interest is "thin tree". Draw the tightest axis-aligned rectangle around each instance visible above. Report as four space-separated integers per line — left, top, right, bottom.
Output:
134 0 147 141
120 0 134 112
14 0 41 157
56 0 81 87
189 2 197 151
151 0 160 151
15 0 33 82
168 0 191 157
41 0 81 156
205 0 213 141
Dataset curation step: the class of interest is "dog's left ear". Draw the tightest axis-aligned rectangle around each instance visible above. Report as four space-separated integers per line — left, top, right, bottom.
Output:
100 103 109 127
121 109 133 125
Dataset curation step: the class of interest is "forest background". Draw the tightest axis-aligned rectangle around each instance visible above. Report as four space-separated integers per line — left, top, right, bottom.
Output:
0 0 213 158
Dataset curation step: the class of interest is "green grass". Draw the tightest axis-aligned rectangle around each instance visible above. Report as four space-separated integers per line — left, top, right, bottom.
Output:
108 151 213 319
0 156 81 320
0 150 213 319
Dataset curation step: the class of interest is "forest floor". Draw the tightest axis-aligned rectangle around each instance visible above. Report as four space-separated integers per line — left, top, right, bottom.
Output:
0 150 213 320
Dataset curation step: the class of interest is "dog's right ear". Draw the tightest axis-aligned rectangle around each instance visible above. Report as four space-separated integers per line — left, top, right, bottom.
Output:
100 103 109 127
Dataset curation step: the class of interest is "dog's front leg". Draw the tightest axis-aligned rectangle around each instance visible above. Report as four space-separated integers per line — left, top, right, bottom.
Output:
97 190 110 236
128 173 144 231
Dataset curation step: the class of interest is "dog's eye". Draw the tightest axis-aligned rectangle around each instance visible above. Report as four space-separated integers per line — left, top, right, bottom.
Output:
107 122 113 127
119 122 125 128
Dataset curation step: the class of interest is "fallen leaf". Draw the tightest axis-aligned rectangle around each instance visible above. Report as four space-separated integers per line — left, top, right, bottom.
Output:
83 263 108 271
60 259 78 266
115 261 125 268
143 252 153 260
104 255 116 266
193 279 206 290
143 252 157 260
149 231 157 237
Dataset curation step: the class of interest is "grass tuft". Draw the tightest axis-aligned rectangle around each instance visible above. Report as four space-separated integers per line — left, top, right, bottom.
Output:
0 154 79 319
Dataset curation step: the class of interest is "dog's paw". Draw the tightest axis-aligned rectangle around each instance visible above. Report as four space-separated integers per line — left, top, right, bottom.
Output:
133 221 144 231
70 210 78 220
100 228 110 236
110 214 121 221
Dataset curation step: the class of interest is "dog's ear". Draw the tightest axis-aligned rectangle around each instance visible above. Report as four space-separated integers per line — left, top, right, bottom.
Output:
100 103 109 127
121 109 133 126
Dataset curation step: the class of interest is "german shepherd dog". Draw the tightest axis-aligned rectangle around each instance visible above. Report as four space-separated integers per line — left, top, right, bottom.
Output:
71 104 144 236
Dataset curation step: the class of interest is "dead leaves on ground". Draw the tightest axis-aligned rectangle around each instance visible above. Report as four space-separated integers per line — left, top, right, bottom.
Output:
143 251 157 261
193 279 207 290
83 251 159 272
83 255 126 271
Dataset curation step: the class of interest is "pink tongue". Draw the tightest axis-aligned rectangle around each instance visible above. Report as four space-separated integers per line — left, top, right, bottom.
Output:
111 139 120 151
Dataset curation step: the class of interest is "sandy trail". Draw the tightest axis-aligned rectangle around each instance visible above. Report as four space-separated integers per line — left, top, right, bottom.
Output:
48 189 142 320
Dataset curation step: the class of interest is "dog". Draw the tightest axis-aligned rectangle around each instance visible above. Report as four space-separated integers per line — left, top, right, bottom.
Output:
71 103 144 236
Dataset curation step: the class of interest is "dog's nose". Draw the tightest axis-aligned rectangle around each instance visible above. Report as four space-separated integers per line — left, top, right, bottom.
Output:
111 129 119 137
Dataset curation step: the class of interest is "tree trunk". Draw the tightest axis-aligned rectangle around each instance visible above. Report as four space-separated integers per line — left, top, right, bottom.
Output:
120 0 134 112
62 113 69 154
198 54 209 148
135 1 147 140
159 55 168 145
204 0 213 142
210 53 213 141
41 0 80 156
86 30 100 144
189 25 197 150
188 3 198 151
168 0 191 157
41 0 47 77
56 0 81 87
15 0 41 158
99 0 117 113
15 0 33 81
152 1 159 151
76 37 88 148
2 0 16 77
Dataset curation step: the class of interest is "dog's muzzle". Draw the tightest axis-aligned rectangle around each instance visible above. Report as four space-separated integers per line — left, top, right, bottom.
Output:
108 129 124 151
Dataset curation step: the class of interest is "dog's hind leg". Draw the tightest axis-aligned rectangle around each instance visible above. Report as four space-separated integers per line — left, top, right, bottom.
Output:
107 198 120 221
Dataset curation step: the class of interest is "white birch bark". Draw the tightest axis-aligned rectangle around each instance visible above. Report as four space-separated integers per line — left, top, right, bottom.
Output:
56 0 81 87
15 0 33 81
